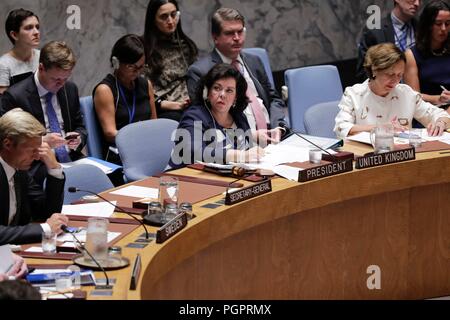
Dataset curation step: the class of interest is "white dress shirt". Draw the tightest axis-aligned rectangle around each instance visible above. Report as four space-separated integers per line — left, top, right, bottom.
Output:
334 80 450 138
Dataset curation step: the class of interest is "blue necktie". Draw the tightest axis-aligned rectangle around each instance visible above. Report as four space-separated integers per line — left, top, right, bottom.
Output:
45 92 71 163
399 23 409 51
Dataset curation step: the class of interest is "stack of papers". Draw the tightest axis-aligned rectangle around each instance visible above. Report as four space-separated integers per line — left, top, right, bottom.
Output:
26 269 96 287
62 201 117 218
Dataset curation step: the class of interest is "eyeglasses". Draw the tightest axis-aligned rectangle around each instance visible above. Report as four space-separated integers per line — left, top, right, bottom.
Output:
125 63 148 72
211 84 236 96
157 11 180 22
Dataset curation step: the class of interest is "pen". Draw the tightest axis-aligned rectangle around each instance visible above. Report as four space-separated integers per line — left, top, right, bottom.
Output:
440 85 448 91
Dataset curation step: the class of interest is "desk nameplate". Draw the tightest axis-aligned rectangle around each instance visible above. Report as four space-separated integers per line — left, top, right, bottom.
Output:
225 180 272 206
298 159 353 182
355 147 415 169
156 213 188 244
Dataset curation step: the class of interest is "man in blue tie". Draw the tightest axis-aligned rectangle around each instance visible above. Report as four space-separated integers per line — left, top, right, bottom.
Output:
356 0 421 82
1 41 87 184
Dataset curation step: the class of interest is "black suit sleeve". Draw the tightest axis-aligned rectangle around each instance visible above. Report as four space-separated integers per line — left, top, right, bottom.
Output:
356 27 376 83
0 223 43 245
65 84 87 157
186 64 204 106
27 173 65 222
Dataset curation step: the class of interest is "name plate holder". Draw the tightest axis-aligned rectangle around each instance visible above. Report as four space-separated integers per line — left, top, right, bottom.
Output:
156 212 188 244
355 147 416 169
225 179 272 205
298 159 354 182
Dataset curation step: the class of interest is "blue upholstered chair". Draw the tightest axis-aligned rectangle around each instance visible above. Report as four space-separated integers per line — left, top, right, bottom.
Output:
79 96 103 159
242 47 275 88
284 65 343 133
115 119 178 182
304 100 340 138
63 164 114 204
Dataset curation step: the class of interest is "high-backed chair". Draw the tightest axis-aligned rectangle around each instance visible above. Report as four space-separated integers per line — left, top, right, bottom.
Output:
242 47 275 88
79 96 103 159
304 100 340 138
63 164 114 204
284 65 343 133
115 119 178 182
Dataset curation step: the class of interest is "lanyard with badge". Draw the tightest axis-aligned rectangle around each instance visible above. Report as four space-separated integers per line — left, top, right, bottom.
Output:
118 83 136 124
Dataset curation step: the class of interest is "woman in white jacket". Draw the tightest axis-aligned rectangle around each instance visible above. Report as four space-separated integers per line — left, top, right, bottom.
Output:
334 43 450 139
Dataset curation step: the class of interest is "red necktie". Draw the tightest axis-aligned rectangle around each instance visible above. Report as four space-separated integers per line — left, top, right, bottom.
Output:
231 60 268 131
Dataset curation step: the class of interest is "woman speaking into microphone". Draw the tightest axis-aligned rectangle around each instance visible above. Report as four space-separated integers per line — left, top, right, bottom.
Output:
169 63 264 169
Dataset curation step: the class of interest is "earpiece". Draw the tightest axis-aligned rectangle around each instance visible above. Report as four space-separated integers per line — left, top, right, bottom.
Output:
175 11 181 19
243 27 247 34
203 86 208 100
112 56 120 70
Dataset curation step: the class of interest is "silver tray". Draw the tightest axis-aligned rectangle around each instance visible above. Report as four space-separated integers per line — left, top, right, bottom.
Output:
72 255 130 270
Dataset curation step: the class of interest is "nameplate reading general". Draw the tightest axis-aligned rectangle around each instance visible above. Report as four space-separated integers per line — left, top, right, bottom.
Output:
355 147 415 169
298 159 353 182
225 180 272 205
156 212 188 244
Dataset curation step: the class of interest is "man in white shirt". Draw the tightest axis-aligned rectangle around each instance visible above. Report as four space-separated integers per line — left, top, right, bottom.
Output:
0 108 67 245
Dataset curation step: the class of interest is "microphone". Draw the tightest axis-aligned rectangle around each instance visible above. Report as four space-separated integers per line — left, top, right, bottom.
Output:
278 122 338 162
61 225 112 289
68 187 149 239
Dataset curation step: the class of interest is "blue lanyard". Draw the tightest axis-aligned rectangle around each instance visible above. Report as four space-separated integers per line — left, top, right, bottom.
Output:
118 83 136 124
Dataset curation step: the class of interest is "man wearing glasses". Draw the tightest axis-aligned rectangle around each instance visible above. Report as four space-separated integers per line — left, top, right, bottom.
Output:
356 0 421 82
1 41 86 184
187 7 288 143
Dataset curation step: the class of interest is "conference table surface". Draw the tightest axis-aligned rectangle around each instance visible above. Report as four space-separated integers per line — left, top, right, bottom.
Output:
26 141 450 300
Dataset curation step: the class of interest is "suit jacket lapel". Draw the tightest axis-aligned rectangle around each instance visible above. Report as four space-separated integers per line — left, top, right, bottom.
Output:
241 53 269 109
211 50 223 64
28 78 46 125
0 165 10 226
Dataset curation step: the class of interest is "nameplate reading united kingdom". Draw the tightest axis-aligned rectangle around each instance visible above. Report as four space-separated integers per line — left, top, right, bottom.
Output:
156 212 188 244
298 159 353 182
355 147 415 169
225 180 272 205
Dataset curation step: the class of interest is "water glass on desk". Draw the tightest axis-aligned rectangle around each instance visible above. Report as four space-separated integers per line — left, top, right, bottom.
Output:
84 217 109 264
42 231 57 255
370 123 394 154
159 176 179 209
409 129 423 148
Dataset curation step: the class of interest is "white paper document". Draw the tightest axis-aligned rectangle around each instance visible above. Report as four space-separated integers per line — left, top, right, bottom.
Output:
110 186 159 199
61 157 114 174
274 165 302 181
62 201 117 218
56 230 121 244
0 245 14 273
346 132 372 145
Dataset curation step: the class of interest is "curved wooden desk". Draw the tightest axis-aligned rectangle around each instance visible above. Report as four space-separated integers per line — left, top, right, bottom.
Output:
121 150 450 300
25 148 450 300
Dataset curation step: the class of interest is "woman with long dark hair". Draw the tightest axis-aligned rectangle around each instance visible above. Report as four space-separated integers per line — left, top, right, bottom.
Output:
142 0 198 121
404 0 450 107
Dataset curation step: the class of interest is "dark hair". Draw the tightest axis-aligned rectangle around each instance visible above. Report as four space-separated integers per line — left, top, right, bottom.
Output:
416 0 450 56
110 34 145 67
0 280 41 300
142 0 198 79
211 8 245 36
198 63 249 115
5 8 39 45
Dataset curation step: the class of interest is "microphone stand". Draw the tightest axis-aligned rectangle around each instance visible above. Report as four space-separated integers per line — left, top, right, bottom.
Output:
61 226 112 289
280 124 338 161
68 187 149 239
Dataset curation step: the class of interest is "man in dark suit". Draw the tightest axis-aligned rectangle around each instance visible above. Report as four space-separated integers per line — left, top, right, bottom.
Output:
1 41 86 183
0 108 67 245
356 0 421 82
187 8 288 143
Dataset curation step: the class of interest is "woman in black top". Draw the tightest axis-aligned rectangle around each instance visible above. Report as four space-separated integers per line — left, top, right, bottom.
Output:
142 0 198 121
93 34 157 163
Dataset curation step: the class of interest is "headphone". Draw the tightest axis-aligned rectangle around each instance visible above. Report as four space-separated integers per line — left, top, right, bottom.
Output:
203 86 208 100
112 56 120 70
